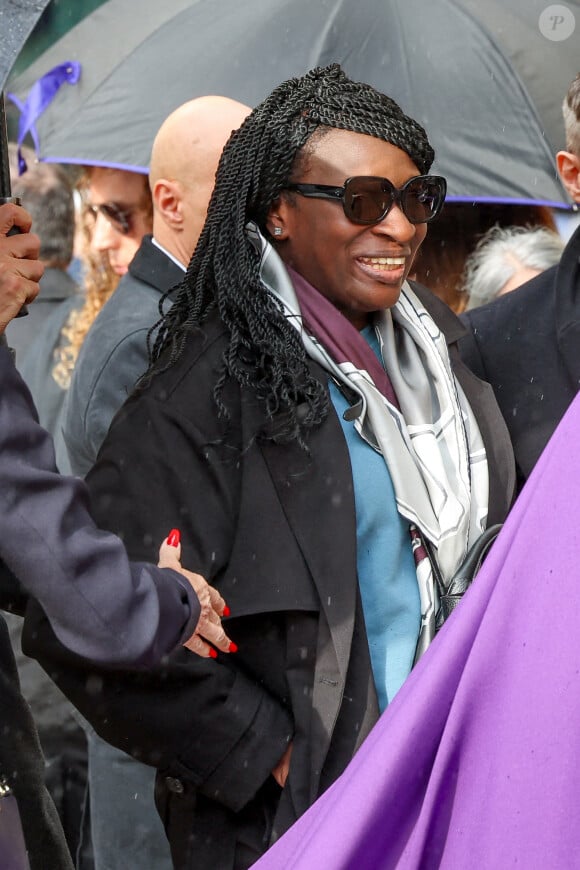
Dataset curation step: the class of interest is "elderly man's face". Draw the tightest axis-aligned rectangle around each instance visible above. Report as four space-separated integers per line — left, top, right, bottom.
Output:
87 168 152 276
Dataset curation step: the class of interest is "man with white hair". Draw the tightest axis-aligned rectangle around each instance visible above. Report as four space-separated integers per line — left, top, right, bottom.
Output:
460 72 580 489
462 224 564 309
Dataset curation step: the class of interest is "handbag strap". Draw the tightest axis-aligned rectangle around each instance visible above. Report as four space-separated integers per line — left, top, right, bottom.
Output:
421 523 503 598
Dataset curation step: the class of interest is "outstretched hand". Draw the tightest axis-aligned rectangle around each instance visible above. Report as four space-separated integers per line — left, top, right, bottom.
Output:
0 203 44 334
158 529 235 658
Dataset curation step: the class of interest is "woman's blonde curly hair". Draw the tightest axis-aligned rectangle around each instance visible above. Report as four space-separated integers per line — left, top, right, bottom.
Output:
51 174 126 389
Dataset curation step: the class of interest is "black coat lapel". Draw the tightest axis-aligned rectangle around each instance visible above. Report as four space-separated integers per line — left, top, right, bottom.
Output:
259 392 358 684
258 377 359 796
129 235 184 295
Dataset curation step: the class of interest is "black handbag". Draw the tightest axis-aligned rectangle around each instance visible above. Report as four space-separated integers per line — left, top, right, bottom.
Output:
428 524 503 631
0 779 30 870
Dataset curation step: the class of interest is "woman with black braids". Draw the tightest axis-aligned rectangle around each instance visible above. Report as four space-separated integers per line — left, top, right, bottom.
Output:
23 65 515 868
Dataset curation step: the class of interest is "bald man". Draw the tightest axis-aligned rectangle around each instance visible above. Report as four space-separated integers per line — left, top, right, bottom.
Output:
55 96 250 870
62 96 250 477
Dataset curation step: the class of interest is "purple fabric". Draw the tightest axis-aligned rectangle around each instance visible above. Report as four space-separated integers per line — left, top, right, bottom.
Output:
288 266 400 408
11 61 81 174
256 391 580 869
0 792 30 870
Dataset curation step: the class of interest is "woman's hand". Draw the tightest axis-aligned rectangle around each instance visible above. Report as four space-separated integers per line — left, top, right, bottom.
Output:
272 742 293 788
158 529 236 658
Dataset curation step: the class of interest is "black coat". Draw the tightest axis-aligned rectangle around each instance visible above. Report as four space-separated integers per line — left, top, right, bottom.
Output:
23 285 515 869
459 223 580 489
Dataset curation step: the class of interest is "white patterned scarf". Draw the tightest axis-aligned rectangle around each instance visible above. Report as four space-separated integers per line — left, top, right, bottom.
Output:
248 224 489 659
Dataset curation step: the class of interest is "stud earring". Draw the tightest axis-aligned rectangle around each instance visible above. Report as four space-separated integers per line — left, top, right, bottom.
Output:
273 227 283 236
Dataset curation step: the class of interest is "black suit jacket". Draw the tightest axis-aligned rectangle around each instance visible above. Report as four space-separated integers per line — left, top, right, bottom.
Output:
23 286 515 869
459 223 580 489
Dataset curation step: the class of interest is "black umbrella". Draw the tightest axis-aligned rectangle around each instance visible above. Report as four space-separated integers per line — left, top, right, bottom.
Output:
0 0 51 196
1 0 51 318
9 0 580 205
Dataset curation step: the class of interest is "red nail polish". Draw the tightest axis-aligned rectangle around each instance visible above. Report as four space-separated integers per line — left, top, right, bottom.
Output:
229 642 238 653
209 648 218 659
223 605 231 617
167 529 180 547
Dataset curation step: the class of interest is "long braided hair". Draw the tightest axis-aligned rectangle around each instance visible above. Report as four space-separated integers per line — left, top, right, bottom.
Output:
150 64 434 443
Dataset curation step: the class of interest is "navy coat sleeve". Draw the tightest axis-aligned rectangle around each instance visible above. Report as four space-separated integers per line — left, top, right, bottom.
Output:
0 344 200 666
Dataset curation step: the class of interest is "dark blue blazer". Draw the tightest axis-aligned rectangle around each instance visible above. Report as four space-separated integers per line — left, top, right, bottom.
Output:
460 223 580 489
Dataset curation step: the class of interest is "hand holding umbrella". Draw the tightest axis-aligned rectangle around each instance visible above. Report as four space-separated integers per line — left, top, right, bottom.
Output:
0 0 53 316
0 200 42 331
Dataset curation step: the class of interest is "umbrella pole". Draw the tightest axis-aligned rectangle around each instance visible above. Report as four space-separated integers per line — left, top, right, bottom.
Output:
0 92 13 198
0 91 28 317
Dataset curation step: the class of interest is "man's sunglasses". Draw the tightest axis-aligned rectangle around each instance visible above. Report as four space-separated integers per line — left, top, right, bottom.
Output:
86 201 133 235
285 174 447 226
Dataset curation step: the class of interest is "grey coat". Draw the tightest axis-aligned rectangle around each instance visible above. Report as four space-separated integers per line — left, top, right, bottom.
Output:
63 235 183 477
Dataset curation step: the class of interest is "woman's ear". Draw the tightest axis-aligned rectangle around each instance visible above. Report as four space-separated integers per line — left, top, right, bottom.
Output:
265 196 290 240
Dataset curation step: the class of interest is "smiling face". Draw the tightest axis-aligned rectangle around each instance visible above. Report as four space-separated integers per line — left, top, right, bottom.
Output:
267 128 428 329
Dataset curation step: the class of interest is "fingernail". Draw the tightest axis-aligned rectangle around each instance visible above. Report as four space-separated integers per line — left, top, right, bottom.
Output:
229 642 238 653
167 528 180 547
209 648 218 659
223 605 231 617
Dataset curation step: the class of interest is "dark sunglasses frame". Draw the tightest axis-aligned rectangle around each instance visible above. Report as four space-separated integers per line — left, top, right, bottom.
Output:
285 174 447 225
86 201 133 235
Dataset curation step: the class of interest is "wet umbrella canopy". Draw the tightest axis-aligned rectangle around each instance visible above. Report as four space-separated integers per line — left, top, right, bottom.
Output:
8 0 580 205
0 0 51 91
0 0 51 195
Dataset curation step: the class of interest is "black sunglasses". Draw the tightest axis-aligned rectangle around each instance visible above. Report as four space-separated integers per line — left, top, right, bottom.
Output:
285 174 447 225
86 201 133 235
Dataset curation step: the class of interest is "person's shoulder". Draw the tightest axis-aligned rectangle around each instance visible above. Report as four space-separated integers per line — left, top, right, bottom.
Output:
147 311 228 399
464 265 557 330
112 311 233 440
95 270 162 323
76 273 165 375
